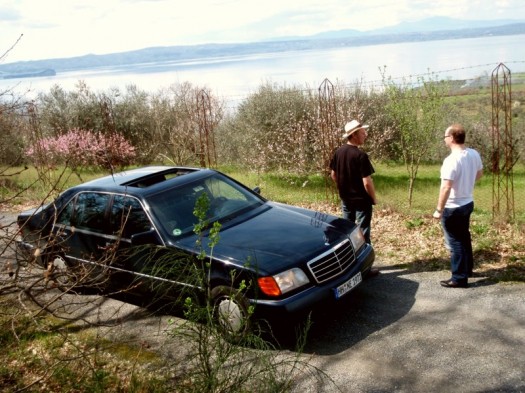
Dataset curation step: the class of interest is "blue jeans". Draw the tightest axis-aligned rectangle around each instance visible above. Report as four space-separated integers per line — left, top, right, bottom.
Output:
342 202 373 244
441 202 474 283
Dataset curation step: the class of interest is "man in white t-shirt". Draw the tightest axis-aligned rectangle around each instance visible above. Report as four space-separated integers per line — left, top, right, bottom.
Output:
433 124 483 288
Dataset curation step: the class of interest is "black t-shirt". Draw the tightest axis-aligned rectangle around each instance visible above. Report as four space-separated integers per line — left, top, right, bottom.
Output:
329 144 375 208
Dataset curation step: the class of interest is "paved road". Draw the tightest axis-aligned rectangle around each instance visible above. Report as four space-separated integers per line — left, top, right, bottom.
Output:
2 211 524 392
6 266 521 393
293 267 525 392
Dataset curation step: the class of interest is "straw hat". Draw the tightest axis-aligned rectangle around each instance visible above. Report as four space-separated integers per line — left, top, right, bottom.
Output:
342 120 369 139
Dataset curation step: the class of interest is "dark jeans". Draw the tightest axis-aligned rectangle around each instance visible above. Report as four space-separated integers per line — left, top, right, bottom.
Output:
441 201 474 283
342 202 373 244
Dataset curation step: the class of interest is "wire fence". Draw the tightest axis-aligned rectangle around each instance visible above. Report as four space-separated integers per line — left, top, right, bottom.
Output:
375 171 524 224
220 60 525 111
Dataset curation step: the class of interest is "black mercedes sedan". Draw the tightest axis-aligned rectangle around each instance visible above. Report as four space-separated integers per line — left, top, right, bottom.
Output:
17 166 375 336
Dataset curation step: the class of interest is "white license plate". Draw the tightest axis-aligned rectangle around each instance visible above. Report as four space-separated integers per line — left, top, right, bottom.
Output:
334 272 362 299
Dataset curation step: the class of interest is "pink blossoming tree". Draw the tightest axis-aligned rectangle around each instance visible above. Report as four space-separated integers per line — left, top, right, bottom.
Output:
26 128 136 170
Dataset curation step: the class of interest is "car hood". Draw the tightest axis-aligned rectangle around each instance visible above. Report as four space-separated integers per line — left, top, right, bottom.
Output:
175 202 356 275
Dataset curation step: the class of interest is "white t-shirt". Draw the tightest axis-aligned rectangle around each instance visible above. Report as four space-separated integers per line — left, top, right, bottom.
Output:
440 147 483 208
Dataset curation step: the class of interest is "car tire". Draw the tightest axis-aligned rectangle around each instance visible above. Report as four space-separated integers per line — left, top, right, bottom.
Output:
47 254 82 292
14 243 30 271
211 286 252 341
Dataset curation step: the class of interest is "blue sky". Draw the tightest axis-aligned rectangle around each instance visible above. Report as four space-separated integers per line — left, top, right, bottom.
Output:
1 0 524 63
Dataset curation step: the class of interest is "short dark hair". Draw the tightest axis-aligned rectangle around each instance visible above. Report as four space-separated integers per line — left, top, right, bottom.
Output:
447 124 466 144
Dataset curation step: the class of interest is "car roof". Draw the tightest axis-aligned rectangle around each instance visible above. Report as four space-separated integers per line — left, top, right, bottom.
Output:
73 166 209 194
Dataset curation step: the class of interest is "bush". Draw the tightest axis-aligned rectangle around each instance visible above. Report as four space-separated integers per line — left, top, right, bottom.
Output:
25 128 136 170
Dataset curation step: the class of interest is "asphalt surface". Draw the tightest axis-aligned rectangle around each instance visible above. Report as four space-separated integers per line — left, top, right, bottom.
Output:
292 267 525 392
2 211 524 392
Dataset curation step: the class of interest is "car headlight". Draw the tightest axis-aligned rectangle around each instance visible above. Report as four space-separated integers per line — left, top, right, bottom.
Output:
349 227 365 251
258 268 310 297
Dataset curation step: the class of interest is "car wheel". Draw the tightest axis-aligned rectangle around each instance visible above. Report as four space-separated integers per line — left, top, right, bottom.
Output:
211 286 252 340
46 254 108 293
14 242 30 268
48 254 80 291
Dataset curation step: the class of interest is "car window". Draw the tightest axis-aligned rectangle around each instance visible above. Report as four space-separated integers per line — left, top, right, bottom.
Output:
56 198 74 226
205 176 246 201
110 195 152 238
73 192 111 233
204 175 262 220
149 183 202 236
148 173 263 238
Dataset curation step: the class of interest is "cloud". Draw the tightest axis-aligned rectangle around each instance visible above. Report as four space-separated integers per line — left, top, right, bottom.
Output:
0 6 20 22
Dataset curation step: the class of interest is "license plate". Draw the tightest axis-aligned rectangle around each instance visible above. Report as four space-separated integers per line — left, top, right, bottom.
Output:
334 272 362 299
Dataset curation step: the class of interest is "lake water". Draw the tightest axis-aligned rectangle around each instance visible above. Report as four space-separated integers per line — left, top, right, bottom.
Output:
2 34 524 108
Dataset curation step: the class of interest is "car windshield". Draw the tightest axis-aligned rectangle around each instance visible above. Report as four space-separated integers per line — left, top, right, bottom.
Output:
147 173 264 237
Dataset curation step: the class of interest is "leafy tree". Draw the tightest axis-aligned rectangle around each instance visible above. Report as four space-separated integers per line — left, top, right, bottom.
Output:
219 82 318 173
0 35 30 166
37 84 75 136
334 79 397 160
382 69 448 206
156 82 223 167
0 100 26 165
110 84 155 162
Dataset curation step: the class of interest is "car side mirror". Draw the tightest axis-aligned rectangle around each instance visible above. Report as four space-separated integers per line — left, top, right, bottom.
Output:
131 229 161 246
253 186 261 194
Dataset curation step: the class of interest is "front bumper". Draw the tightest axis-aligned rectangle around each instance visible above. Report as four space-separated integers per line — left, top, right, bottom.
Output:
252 243 375 320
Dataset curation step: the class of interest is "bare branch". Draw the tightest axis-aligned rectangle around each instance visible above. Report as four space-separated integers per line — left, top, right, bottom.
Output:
0 34 24 63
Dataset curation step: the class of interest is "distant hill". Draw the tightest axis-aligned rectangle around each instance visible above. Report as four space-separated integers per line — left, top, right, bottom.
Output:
1 17 524 79
271 16 525 40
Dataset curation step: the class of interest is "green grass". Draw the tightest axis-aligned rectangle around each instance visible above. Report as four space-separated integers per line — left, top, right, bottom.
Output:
4 163 524 276
4 163 524 225
1 166 105 208
0 299 169 393
222 163 525 224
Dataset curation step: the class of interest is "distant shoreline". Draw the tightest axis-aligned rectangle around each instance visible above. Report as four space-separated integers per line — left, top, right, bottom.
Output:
1 22 524 79
0 33 523 102
1 68 56 80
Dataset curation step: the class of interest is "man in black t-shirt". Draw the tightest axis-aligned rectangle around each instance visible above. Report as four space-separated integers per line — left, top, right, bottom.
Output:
330 119 377 245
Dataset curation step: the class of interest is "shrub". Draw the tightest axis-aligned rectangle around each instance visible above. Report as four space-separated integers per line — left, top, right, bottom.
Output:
25 128 136 170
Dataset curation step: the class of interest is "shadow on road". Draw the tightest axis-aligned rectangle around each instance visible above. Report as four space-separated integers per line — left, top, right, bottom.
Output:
282 268 419 355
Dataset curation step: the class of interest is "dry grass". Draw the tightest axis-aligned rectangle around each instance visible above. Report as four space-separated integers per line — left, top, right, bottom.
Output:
303 202 525 283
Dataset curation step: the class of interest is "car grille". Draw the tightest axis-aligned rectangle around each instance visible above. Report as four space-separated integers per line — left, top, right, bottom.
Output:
307 239 356 283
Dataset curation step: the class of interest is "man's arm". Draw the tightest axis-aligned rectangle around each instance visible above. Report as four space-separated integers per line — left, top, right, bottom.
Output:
363 176 377 205
476 169 483 181
330 169 337 182
433 179 453 218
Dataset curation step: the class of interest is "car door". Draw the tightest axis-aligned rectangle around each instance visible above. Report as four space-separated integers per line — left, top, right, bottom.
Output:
52 191 112 287
109 194 203 304
107 194 160 294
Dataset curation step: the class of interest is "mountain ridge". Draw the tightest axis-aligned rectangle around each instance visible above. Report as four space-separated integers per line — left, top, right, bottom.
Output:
1 17 524 78
270 16 524 40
